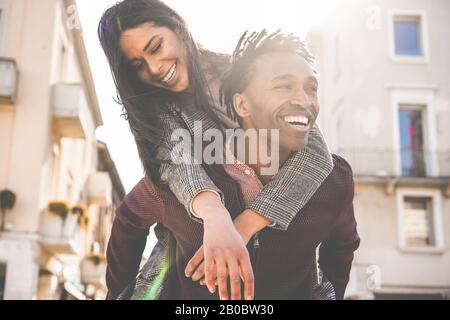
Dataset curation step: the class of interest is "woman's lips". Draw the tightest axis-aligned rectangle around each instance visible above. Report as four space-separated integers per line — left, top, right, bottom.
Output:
161 63 177 84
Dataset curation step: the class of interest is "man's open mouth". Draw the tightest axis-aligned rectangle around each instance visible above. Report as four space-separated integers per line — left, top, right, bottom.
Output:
282 114 310 128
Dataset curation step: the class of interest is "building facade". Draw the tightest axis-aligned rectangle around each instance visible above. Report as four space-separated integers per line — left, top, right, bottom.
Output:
308 0 450 299
0 0 123 300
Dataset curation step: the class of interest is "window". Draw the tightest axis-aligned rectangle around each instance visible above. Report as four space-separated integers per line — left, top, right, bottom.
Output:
402 196 434 246
398 105 425 177
0 262 6 300
389 11 429 63
397 189 445 252
389 85 439 177
394 15 422 56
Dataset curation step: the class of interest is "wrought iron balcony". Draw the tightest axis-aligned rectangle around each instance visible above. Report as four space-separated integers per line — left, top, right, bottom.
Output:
337 148 450 178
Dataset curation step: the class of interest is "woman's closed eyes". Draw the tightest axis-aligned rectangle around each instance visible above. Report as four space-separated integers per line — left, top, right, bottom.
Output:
131 39 163 72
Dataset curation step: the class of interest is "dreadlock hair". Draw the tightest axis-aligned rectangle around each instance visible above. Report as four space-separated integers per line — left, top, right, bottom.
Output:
98 0 226 184
220 30 315 124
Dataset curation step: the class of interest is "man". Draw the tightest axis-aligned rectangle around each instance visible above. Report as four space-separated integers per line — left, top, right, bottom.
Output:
106 30 359 300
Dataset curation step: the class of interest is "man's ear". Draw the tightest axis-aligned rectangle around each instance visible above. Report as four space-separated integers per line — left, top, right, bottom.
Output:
233 93 251 119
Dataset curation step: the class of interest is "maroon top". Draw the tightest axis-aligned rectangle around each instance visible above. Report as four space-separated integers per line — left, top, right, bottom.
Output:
106 155 360 299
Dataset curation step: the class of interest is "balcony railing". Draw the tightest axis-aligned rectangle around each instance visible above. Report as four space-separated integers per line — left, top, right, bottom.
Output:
399 148 426 177
337 148 450 178
51 83 87 139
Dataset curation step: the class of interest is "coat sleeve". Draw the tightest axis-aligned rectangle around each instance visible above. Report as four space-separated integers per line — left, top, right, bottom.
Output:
318 162 360 300
105 178 164 300
157 109 225 222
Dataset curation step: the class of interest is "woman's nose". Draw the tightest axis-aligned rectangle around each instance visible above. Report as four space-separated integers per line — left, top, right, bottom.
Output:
147 58 163 77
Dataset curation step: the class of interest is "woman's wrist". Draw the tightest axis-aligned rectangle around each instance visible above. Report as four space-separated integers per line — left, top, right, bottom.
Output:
191 190 230 222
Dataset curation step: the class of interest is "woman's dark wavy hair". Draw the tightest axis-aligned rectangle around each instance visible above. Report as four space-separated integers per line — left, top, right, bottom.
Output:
98 0 225 183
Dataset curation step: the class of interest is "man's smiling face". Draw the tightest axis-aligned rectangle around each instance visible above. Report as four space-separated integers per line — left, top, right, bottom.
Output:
234 51 320 152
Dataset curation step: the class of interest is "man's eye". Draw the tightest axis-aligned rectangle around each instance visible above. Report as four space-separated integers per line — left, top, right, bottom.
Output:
306 86 318 94
274 84 291 90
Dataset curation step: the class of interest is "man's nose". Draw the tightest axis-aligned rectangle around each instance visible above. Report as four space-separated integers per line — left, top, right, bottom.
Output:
289 90 310 108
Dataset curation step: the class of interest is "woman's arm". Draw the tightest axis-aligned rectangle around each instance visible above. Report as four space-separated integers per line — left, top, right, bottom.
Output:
248 123 334 230
157 109 225 220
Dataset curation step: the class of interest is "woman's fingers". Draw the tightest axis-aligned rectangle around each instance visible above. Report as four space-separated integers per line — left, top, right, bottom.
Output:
239 253 255 300
185 246 204 277
227 259 242 300
200 278 217 286
204 253 217 294
199 249 253 300
191 261 205 282
216 258 229 300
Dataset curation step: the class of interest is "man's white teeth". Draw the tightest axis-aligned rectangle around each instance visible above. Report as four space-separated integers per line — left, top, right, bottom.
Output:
283 115 309 126
162 63 176 83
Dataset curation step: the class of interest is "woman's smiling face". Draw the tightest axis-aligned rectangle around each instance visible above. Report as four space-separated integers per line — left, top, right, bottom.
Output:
119 22 190 92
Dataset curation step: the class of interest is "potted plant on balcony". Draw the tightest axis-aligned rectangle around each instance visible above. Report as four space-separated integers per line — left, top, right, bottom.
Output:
48 201 70 219
61 205 85 238
39 201 70 238
80 243 106 287
73 204 89 229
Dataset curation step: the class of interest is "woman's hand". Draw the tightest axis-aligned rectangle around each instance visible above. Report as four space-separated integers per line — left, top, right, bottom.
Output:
187 217 254 291
185 192 255 300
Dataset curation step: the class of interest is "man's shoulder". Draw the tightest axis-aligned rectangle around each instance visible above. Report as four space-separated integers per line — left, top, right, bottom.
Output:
320 154 355 200
331 154 354 180
122 177 169 215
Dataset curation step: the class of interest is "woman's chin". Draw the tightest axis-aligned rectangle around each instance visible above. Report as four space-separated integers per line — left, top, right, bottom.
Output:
171 80 189 93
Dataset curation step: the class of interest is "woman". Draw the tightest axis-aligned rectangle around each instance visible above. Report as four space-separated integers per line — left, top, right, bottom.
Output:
98 0 334 300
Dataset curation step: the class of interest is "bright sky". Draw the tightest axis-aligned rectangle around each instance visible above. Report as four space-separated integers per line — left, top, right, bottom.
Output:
76 0 337 254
